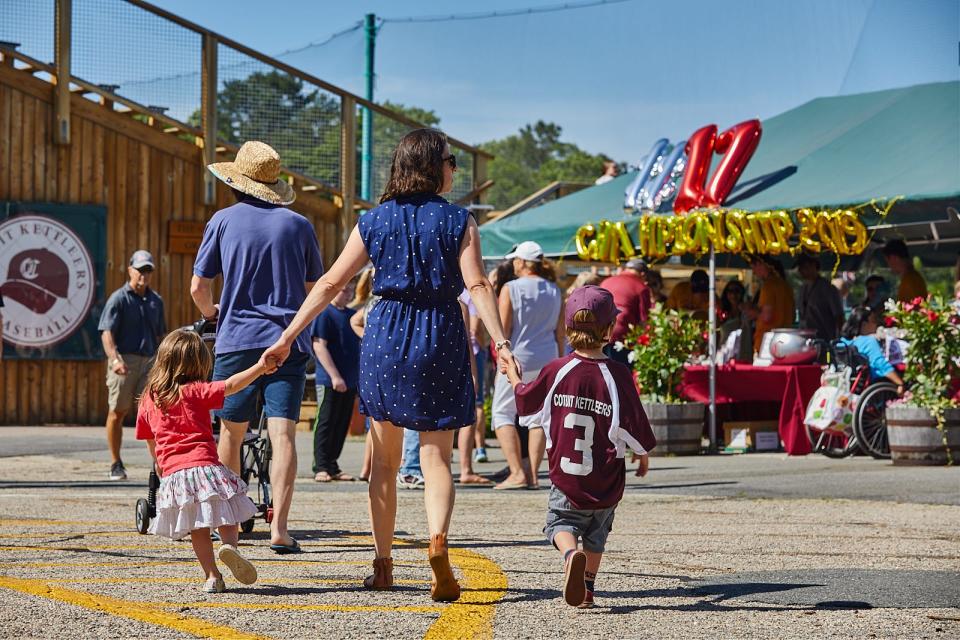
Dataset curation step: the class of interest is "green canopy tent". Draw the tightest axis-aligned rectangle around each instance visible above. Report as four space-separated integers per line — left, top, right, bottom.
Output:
480 81 960 260
480 80 959 452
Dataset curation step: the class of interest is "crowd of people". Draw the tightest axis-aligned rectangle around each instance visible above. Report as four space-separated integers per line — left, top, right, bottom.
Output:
100 132 652 610
90 129 944 608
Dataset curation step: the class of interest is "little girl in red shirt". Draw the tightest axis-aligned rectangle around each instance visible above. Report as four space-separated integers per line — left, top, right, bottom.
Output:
136 329 276 593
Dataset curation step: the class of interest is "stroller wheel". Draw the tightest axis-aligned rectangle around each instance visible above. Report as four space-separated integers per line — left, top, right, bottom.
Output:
135 498 151 535
240 518 255 534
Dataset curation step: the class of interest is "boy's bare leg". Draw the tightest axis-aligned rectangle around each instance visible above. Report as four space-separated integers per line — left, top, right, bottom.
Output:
554 531 586 606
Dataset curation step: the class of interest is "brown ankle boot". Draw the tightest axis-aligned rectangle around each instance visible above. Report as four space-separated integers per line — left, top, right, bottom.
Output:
428 533 461 602
363 557 393 590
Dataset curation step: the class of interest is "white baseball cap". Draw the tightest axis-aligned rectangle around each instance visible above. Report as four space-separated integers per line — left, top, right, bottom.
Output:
505 241 544 262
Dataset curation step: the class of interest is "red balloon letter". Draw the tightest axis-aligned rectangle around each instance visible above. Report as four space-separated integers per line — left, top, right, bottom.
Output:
703 119 762 208
674 125 716 214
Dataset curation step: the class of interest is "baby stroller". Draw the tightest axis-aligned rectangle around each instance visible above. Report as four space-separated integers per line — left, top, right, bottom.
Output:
135 318 274 535
804 340 899 459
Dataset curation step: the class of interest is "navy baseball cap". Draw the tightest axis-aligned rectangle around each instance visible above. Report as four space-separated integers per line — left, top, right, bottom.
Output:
129 249 155 270
565 285 620 330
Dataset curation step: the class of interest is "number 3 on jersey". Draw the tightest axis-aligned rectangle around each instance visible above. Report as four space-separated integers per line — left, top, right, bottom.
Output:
560 413 595 476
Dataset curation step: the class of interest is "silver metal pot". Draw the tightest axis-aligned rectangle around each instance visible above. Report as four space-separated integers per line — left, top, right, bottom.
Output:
767 329 818 365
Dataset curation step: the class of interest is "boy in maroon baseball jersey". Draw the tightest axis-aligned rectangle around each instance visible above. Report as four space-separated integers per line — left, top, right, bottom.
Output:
506 285 656 608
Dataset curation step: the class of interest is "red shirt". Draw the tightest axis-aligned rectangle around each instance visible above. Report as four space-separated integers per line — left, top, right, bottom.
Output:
601 272 652 342
515 354 656 509
135 381 225 476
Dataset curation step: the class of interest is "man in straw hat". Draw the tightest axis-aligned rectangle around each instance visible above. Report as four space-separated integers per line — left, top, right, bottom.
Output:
191 141 323 554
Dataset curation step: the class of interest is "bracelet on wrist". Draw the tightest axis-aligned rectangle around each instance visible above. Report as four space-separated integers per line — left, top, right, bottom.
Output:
495 340 512 352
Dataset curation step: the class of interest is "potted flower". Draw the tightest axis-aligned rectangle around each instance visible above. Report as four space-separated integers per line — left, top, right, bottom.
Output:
621 303 707 455
884 296 960 466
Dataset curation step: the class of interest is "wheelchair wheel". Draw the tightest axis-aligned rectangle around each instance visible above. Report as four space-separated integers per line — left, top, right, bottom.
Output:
853 381 898 459
805 423 859 458
135 498 151 535
240 518 255 534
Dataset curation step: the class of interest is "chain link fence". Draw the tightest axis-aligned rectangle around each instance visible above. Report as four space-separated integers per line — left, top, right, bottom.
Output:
0 0 55 64
2 0 483 203
217 43 342 189
73 0 201 124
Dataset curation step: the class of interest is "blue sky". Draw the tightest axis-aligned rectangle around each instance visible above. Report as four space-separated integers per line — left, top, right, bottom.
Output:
12 0 957 163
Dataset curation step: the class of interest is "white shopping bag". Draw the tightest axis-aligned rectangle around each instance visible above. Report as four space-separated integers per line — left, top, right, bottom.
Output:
804 374 858 435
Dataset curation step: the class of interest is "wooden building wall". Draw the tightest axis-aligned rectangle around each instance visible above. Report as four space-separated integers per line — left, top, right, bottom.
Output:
0 65 345 425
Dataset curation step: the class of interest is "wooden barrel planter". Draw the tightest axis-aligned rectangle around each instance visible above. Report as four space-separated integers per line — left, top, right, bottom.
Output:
886 405 960 466
643 402 705 456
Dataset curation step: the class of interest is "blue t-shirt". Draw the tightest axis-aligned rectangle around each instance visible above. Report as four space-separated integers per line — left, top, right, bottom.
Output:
97 285 166 356
311 305 360 390
193 197 323 355
840 335 894 380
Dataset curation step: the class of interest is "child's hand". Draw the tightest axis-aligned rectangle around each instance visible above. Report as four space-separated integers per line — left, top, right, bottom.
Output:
505 360 522 386
261 359 279 375
634 453 649 477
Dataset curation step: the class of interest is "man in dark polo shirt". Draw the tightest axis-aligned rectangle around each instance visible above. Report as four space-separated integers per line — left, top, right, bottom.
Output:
98 250 166 480
600 258 652 365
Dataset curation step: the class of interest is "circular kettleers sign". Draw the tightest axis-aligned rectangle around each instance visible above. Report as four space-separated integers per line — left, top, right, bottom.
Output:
0 215 95 348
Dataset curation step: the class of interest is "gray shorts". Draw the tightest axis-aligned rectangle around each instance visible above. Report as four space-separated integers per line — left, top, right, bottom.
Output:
543 486 617 553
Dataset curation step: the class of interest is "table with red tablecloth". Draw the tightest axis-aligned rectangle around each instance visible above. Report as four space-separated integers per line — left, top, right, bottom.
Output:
681 363 822 455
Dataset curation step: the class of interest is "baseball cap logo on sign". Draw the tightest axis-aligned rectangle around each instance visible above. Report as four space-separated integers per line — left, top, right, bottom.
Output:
1 248 70 315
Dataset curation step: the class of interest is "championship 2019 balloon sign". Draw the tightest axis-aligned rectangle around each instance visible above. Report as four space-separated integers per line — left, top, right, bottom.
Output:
578 118 872 262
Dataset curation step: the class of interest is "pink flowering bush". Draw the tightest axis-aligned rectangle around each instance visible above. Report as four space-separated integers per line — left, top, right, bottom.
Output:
622 303 706 403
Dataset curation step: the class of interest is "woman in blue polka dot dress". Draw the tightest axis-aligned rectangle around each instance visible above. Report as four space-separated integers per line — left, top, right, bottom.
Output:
262 129 515 602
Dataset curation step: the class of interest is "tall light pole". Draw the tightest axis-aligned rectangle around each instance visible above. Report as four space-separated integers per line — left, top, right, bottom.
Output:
360 13 376 203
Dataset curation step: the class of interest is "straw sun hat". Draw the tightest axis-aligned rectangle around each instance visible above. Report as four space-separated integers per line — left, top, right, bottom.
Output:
207 141 296 206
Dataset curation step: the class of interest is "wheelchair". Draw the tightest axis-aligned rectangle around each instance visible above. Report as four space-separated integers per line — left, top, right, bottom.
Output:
135 319 274 535
805 340 899 460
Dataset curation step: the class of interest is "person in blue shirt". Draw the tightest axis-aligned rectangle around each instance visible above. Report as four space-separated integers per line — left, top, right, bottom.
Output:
311 278 361 482
839 305 904 394
98 250 166 481
191 141 323 554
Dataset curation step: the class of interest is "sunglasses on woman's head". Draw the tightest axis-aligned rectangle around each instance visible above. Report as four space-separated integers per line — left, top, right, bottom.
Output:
443 154 457 169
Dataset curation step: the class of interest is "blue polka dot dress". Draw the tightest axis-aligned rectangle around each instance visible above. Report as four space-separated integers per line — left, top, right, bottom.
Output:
357 194 475 432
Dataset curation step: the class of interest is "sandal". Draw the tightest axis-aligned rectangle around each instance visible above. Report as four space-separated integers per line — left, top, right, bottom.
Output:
459 474 493 485
314 471 333 483
331 472 356 481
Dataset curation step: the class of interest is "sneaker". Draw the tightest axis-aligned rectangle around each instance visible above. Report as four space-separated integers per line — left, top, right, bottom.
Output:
218 544 258 585
203 576 226 593
578 589 595 609
563 550 587 607
473 447 488 463
109 461 127 481
396 473 425 490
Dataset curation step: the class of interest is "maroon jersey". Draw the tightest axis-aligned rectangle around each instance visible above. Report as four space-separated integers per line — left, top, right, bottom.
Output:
515 353 656 510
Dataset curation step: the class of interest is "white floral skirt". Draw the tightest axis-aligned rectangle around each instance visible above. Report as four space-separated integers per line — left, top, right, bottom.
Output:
150 464 258 540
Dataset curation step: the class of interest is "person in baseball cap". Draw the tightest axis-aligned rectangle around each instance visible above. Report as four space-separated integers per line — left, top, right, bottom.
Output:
0 248 70 315
565 285 620 334
98 248 166 481
129 249 155 271
505 240 544 262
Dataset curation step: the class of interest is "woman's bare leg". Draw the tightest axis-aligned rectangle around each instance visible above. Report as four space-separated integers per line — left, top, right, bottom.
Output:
368 420 404 559
528 427 546 488
419 430 456 535
493 424 527 487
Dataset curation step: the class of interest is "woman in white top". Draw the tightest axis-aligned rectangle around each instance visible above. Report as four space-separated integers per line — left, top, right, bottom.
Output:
491 241 564 490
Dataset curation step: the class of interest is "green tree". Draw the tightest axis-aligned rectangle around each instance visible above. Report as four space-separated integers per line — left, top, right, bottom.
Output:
480 121 615 210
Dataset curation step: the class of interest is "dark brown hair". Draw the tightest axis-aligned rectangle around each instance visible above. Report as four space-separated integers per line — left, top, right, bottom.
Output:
380 128 448 203
566 309 613 351
142 330 213 413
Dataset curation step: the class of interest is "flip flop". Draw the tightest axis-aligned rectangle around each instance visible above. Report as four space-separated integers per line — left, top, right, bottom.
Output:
459 475 493 485
494 480 528 490
331 472 356 482
270 539 301 555
314 472 332 483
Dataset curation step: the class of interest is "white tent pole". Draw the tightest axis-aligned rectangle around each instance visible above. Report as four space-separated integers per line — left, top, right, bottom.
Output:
708 245 717 453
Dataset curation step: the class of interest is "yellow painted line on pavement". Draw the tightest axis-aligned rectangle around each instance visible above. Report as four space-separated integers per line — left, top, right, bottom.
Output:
0 518 123 526
149 601 443 614
425 548 508 640
0 575 270 640
0 558 429 569
44 577 431 586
